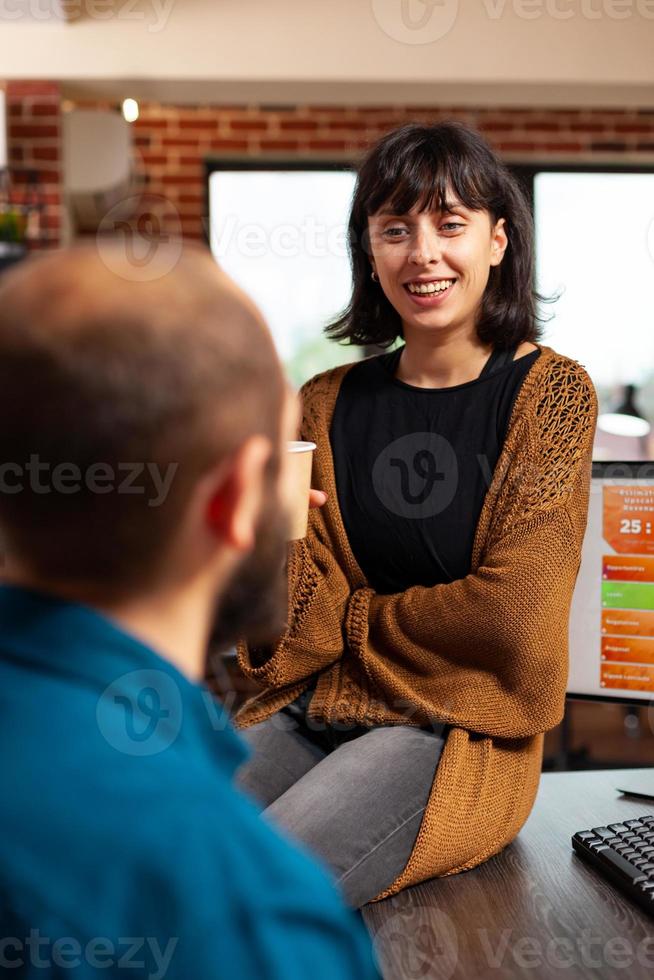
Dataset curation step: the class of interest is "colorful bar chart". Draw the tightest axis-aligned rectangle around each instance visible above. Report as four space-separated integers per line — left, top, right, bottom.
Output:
600 486 654 693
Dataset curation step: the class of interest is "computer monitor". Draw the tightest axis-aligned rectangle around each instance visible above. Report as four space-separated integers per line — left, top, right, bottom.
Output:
568 461 654 707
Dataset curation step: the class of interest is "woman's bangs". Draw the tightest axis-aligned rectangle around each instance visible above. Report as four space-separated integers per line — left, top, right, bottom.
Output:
365 139 495 218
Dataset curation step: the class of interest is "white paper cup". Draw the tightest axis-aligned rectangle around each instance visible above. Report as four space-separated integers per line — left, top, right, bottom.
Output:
286 441 317 540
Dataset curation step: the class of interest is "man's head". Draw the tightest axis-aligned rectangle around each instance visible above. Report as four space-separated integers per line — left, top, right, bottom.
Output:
0 244 297 652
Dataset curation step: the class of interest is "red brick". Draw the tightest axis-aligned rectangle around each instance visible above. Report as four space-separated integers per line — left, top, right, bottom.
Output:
542 142 584 152
7 103 22 118
229 119 269 132
636 142 654 151
179 156 203 167
615 124 653 134
162 137 202 148
259 139 301 151
30 146 60 162
496 142 537 153
477 122 514 133
590 141 628 152
134 136 152 148
279 119 320 132
9 123 59 139
8 146 24 162
6 81 59 97
141 154 168 166
307 139 348 151
179 119 218 130
134 118 167 129
179 193 204 204
524 122 561 132
325 119 368 131
11 169 61 184
31 104 60 117
208 138 250 151
569 123 605 133
160 175 203 186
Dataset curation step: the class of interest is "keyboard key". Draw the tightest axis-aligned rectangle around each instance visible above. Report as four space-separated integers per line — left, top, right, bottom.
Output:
625 820 645 830
608 824 629 834
574 831 599 844
591 827 615 839
594 846 649 887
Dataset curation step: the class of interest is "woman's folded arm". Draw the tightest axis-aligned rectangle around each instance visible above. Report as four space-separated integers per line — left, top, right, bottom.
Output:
236 517 352 690
345 504 582 739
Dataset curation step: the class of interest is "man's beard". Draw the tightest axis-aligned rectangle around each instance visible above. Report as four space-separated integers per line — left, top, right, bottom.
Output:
208 486 292 655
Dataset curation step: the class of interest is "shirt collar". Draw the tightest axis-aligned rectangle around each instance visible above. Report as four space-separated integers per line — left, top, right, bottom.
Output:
0 583 249 775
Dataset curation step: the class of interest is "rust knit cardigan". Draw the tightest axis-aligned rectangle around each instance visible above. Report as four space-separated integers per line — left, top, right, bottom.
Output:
234 343 598 903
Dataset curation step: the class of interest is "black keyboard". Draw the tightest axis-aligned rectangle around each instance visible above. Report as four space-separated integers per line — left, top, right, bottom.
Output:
572 815 654 917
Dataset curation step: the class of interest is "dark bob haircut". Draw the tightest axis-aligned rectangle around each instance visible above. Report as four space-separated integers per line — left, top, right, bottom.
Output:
326 121 549 351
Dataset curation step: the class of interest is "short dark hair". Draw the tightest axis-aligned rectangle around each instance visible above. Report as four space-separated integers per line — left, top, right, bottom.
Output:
326 121 549 351
0 244 285 600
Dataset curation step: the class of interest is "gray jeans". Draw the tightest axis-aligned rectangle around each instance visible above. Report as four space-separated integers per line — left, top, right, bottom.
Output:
236 685 449 908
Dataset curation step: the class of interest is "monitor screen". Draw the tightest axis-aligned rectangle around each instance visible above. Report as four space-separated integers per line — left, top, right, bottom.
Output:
206 163 360 388
568 462 654 704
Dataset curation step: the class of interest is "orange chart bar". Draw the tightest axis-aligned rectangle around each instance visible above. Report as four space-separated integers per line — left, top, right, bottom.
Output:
602 608 654 637
602 636 654 666
603 555 654 582
601 662 654 693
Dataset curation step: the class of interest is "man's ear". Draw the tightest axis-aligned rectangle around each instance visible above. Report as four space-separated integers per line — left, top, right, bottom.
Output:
206 435 272 552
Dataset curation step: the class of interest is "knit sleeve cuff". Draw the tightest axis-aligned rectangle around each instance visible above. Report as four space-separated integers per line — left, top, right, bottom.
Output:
345 587 374 658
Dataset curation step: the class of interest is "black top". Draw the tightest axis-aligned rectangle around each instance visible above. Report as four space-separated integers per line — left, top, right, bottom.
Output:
329 343 541 594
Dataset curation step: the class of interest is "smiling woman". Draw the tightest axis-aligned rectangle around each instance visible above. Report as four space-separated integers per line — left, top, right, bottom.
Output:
326 121 547 365
234 121 598 910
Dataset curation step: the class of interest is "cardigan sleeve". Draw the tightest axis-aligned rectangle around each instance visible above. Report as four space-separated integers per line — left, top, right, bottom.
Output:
344 360 598 740
236 371 352 690
235 529 351 689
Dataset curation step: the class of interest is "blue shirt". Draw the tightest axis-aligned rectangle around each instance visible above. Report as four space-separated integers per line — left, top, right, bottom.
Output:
0 585 379 979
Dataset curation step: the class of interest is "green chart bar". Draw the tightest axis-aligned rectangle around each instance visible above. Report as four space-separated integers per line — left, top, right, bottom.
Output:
602 581 654 611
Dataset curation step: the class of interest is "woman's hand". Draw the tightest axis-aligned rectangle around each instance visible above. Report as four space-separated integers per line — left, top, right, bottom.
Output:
309 489 328 508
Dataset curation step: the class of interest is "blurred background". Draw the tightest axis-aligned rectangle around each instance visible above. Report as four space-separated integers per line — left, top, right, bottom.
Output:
1 0 653 767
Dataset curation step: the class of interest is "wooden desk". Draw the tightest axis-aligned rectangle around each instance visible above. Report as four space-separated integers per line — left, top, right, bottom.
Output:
363 768 654 979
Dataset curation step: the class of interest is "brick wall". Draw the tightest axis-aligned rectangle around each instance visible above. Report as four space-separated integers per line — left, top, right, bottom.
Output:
129 103 654 242
5 81 62 248
4 86 654 248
